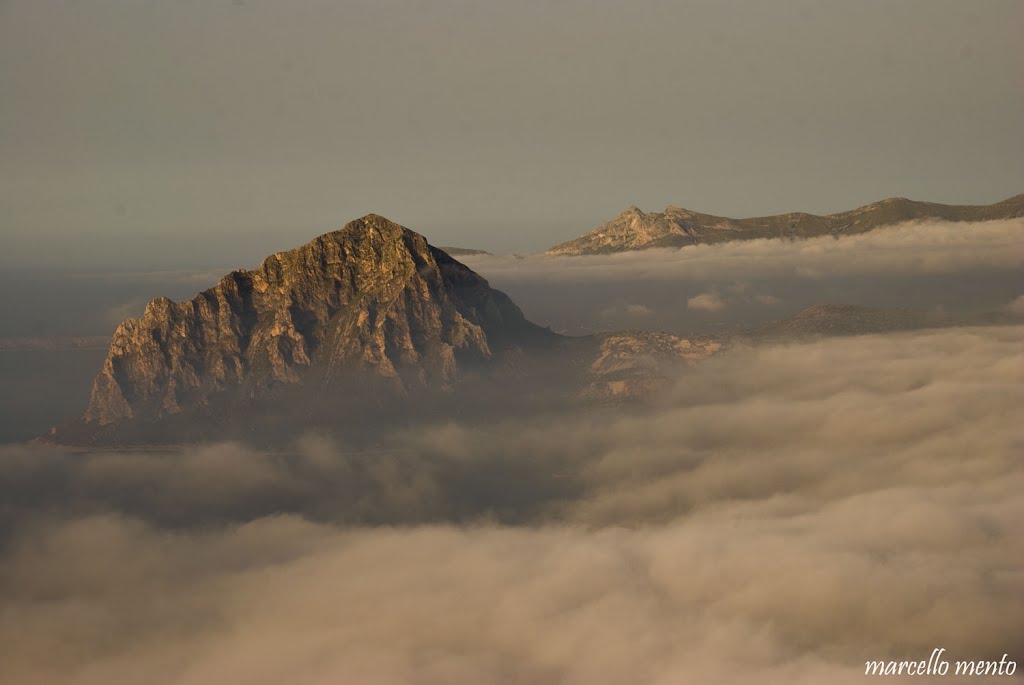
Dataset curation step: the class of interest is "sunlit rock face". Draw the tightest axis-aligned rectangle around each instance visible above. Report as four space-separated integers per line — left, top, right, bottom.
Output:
84 215 545 425
547 193 1024 255
581 331 721 401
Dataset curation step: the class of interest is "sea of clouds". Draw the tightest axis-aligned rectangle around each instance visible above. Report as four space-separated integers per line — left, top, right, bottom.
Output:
461 219 1024 334
1 324 1021 684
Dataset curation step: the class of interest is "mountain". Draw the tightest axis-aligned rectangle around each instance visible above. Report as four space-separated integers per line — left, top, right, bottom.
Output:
580 331 721 401
747 304 945 341
75 215 555 440
547 193 1024 255
56 214 738 444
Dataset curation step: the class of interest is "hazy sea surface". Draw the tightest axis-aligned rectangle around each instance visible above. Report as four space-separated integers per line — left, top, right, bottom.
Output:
0 348 107 443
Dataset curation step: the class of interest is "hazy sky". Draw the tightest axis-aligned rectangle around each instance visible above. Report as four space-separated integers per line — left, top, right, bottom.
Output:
2 0 1022 267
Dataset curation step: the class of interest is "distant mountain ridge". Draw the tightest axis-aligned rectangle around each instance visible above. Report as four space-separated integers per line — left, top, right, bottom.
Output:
747 304 944 341
0 336 110 352
548 194 1024 255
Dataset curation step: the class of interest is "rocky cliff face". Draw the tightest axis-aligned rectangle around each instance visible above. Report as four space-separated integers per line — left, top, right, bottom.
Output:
84 215 549 426
548 193 1024 255
581 332 721 401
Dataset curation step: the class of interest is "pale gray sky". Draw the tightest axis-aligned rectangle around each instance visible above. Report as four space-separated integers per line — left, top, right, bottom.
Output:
1 0 1022 267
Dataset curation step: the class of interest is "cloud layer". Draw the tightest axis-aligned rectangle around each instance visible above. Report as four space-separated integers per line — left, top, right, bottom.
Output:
471 219 1024 283
1 325 1021 683
460 220 1024 334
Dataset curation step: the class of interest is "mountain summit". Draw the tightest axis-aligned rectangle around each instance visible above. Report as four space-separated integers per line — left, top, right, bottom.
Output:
547 194 1024 255
83 215 551 432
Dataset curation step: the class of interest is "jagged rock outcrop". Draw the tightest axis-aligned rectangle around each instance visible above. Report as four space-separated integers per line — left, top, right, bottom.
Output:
548 193 1024 255
84 215 549 426
581 331 721 401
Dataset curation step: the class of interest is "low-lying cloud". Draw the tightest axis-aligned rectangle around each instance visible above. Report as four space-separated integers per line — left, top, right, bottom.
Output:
1006 294 1024 317
466 219 1024 283
687 291 726 311
459 220 1024 335
1 326 1020 683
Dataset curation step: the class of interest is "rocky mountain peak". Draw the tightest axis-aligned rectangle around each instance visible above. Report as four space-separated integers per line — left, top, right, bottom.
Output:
547 206 694 256
83 215 550 427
